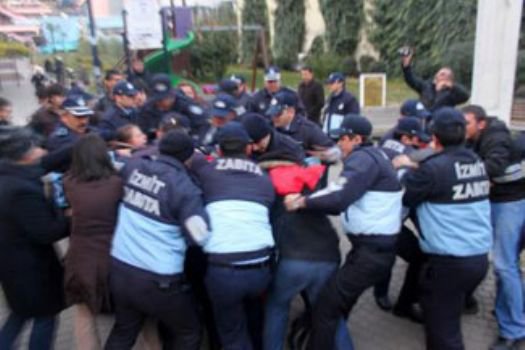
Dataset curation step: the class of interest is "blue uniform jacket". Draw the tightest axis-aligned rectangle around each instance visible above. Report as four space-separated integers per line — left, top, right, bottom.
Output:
99 105 139 137
191 154 275 264
111 154 207 274
306 144 402 236
322 90 360 138
277 115 334 152
402 146 492 256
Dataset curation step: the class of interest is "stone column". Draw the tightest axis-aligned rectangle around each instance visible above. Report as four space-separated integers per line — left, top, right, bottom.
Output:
471 0 523 125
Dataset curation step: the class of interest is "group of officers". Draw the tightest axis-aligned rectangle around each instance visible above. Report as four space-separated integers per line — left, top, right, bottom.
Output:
2 56 525 350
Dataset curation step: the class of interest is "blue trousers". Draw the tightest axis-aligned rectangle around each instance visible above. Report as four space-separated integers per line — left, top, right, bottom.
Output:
264 258 353 350
492 199 525 340
0 313 57 350
205 264 271 350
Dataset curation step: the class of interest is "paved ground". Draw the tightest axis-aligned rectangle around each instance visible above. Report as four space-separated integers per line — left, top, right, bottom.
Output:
0 60 501 349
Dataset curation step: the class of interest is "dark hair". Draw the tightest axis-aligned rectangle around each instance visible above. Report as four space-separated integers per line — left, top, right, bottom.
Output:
0 97 11 109
461 104 487 122
433 124 465 147
46 83 66 97
68 134 115 182
35 86 48 100
105 69 121 81
116 124 139 143
220 140 248 157
301 66 313 73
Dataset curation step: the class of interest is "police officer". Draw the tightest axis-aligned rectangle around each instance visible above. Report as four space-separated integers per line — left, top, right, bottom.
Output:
323 72 359 139
140 74 208 140
199 94 239 152
463 105 525 350
248 66 304 116
46 97 95 152
381 117 426 159
99 81 139 136
190 122 275 350
227 74 251 108
397 107 492 350
381 99 432 144
106 130 208 350
265 90 339 163
285 114 402 350
241 112 305 164
322 72 360 139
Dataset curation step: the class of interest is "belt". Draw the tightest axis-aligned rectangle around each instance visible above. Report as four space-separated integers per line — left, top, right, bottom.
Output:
210 260 271 270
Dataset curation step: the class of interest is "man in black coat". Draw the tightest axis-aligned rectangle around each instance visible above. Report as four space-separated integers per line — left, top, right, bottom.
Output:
401 51 470 112
298 66 324 125
0 126 70 350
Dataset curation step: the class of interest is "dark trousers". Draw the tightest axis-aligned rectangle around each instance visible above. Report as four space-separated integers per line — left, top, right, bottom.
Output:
420 254 488 350
373 225 425 307
105 258 202 350
205 264 272 350
0 313 56 350
308 235 397 350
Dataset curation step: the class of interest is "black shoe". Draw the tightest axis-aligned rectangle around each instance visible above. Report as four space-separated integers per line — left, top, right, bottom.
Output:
463 295 479 315
392 304 424 324
375 295 393 311
490 337 525 350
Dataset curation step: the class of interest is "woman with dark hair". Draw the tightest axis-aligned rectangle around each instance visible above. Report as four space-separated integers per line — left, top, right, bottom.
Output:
111 124 148 157
63 134 123 350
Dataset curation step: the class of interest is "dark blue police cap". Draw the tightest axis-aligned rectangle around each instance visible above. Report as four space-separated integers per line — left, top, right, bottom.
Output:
395 117 426 138
264 66 281 81
62 96 93 117
211 94 238 118
151 74 173 100
241 113 272 142
265 91 298 118
325 72 345 84
217 121 252 144
219 78 238 94
431 107 465 133
113 80 138 97
333 114 372 138
229 74 246 84
400 99 432 119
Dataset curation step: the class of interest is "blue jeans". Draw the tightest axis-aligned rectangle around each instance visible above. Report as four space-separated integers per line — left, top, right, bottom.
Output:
205 264 272 350
0 313 57 350
492 199 525 340
264 259 353 350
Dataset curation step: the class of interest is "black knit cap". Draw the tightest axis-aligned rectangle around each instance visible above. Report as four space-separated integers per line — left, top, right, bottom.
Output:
241 113 272 142
0 126 36 162
158 129 195 162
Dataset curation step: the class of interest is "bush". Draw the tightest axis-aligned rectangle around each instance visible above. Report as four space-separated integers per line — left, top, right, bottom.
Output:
307 36 325 57
441 41 474 89
0 41 30 57
341 56 359 77
359 55 387 73
190 32 238 81
319 0 363 56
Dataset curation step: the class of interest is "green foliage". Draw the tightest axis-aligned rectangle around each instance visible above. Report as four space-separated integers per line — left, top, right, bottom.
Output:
0 41 30 57
370 0 477 79
441 41 474 88
359 55 386 73
190 32 238 81
273 0 305 69
319 0 363 56
241 0 269 63
307 36 325 57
